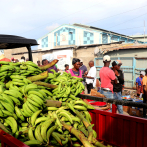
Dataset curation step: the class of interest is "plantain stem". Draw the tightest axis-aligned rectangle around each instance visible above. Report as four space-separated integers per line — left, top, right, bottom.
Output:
61 121 94 147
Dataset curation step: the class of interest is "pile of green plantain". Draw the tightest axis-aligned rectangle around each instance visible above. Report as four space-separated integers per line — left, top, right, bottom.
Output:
0 59 106 147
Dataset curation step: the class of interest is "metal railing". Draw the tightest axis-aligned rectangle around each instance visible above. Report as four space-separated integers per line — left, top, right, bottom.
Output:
79 94 147 117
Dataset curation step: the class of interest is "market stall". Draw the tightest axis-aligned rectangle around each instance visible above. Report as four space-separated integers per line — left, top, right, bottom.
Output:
0 34 146 147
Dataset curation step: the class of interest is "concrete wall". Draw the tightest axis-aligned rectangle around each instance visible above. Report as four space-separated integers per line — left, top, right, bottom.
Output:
4 47 28 60
73 47 96 71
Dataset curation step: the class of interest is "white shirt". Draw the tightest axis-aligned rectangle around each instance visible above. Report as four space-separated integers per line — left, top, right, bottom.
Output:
86 66 96 87
19 59 25 63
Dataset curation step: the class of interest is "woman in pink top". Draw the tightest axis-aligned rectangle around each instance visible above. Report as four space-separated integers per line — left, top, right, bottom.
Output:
66 58 83 78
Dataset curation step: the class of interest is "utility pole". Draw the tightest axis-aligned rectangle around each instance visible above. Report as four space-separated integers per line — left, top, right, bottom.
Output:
144 21 145 43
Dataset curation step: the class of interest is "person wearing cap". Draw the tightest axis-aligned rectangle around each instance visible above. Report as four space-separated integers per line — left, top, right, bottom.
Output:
111 60 124 114
99 55 116 104
11 57 14 62
79 59 87 86
136 71 144 98
84 60 96 94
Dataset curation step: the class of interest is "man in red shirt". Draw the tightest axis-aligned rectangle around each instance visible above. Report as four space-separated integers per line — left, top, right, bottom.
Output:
100 55 116 101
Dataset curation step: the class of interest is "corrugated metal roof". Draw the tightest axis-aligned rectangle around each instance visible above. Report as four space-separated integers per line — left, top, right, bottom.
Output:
100 43 147 54
73 23 134 39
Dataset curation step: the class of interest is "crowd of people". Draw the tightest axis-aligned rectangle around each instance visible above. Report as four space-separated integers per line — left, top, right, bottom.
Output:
11 55 147 114
11 56 29 63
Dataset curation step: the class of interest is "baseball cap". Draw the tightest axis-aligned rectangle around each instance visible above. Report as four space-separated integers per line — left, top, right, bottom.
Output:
11 57 14 60
140 71 145 76
103 55 110 62
112 61 119 67
116 60 122 66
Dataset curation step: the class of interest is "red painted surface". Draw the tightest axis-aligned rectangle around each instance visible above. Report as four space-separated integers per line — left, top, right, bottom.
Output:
0 109 147 147
0 129 29 147
112 104 117 113
89 109 147 147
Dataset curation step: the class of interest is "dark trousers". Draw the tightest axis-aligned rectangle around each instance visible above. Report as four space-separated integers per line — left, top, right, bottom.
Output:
87 83 93 94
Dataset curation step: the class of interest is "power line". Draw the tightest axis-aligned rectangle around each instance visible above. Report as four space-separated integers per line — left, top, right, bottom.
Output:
19 0 107 35
86 4 147 25
19 1 147 36
109 12 147 29
112 26 144 31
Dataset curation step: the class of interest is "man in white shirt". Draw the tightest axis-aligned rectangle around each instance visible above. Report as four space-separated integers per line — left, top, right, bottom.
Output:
84 61 96 94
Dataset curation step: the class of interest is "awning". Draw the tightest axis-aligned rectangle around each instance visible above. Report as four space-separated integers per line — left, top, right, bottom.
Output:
0 34 39 61
0 35 38 49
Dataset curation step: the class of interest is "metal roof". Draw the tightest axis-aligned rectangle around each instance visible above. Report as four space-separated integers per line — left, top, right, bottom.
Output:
99 43 147 54
73 23 134 39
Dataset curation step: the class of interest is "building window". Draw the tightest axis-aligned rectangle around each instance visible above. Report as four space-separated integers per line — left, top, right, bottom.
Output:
102 34 108 44
120 37 126 42
83 31 94 44
41 36 48 48
111 35 118 42
54 27 75 46
128 39 134 43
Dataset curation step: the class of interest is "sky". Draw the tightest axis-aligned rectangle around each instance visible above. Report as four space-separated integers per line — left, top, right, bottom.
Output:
0 0 147 41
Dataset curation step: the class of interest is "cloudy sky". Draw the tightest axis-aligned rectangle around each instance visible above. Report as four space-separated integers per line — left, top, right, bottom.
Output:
0 0 147 40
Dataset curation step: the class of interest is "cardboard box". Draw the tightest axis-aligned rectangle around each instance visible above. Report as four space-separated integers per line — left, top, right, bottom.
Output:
128 107 143 117
123 106 129 113
90 89 105 98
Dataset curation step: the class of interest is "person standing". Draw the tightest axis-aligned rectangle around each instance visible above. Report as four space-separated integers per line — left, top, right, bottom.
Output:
21 56 25 61
37 60 41 66
136 71 144 98
84 61 96 94
26 58 29 61
19 56 25 63
65 64 69 71
99 55 116 101
79 59 87 86
111 60 124 114
11 57 14 62
96 78 101 92
66 58 82 78
142 69 147 117
42 59 58 74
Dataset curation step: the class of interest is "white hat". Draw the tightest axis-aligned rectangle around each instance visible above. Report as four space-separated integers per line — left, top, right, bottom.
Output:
80 59 83 62
103 55 111 62
140 71 145 76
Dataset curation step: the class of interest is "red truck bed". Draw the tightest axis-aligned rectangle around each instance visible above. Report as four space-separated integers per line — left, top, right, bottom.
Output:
89 109 147 147
0 109 147 147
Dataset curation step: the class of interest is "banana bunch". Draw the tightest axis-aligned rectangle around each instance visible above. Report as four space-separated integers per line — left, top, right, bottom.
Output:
0 60 106 147
0 61 42 83
20 61 42 76
44 70 85 101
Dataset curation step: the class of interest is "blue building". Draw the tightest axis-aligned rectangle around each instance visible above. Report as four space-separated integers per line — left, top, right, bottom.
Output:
38 23 143 50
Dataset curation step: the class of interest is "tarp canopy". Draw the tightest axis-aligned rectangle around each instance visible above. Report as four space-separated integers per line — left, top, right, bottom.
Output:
0 58 11 62
0 35 38 49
